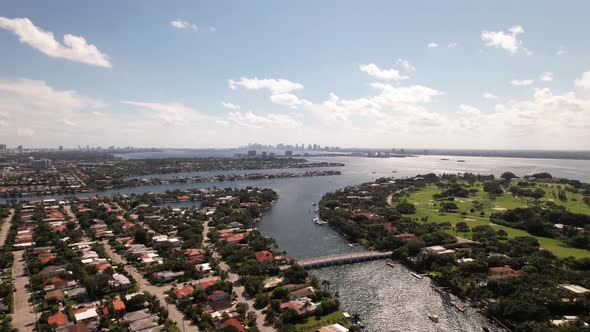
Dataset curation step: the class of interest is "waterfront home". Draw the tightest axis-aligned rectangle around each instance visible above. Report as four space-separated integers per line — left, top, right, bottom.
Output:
319 323 350 332
255 250 274 263
288 286 315 300
280 297 318 315
421 245 456 257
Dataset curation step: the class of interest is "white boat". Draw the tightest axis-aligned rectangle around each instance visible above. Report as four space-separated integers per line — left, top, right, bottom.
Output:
428 314 439 323
312 202 316 206
411 272 423 279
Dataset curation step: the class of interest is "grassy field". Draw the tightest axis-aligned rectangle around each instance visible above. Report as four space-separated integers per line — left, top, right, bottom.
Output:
294 311 352 332
397 181 590 259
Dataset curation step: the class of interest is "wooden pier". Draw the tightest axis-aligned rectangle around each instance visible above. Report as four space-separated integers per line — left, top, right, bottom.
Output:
297 251 393 269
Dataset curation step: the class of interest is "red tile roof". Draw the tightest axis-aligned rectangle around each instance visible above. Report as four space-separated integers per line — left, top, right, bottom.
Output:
255 250 274 263
197 279 218 290
48 312 67 326
173 286 194 299
222 318 245 332
112 299 125 311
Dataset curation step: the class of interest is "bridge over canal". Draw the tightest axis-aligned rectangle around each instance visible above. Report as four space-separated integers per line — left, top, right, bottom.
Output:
297 251 393 269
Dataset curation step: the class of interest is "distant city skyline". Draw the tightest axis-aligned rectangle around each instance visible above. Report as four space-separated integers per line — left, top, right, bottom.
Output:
1 1 590 149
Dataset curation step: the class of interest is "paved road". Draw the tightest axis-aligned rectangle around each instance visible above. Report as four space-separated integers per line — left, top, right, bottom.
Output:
0 209 14 247
12 250 36 331
102 241 198 331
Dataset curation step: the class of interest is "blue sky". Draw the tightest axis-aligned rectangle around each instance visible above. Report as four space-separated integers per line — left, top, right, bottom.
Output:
1 1 589 149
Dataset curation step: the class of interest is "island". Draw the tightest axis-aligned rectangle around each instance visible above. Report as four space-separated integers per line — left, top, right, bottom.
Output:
319 172 590 330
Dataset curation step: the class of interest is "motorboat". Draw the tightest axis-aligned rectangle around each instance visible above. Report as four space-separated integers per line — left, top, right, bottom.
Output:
428 314 439 323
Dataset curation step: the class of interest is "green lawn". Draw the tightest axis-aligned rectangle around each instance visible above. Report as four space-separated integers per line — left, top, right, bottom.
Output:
396 182 590 259
294 311 351 332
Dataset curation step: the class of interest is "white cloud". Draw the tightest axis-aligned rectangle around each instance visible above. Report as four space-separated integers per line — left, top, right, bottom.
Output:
483 93 498 99
575 71 590 90
0 17 111 67
221 102 240 110
540 72 553 82
511 79 534 86
121 101 210 126
447 42 458 49
396 59 416 72
481 25 526 55
457 104 481 116
17 128 35 137
228 111 301 129
270 93 309 109
359 63 408 81
427 42 438 48
229 77 304 94
209 26 216 32
170 19 198 31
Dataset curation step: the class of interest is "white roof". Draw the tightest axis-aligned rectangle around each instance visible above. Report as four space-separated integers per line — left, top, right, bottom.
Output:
560 284 590 294
74 307 98 321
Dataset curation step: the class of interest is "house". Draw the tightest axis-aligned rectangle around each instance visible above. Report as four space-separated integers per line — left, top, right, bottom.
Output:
395 233 416 240
422 245 456 256
66 287 88 300
319 323 349 332
153 271 184 282
221 318 245 332
255 250 274 263
551 316 589 327
197 279 219 290
129 318 160 332
280 297 317 315
208 290 228 302
456 258 475 264
112 299 126 312
73 306 99 322
41 265 65 277
487 266 524 281
196 263 212 272
45 290 64 302
184 248 205 264
124 309 153 322
110 273 132 288
289 286 314 300
173 286 194 299
559 284 590 295
47 312 68 327
225 233 246 244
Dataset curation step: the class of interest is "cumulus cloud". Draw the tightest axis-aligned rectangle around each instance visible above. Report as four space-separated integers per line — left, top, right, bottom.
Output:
221 102 240 110
511 79 534 86
121 101 211 126
269 93 310 109
17 128 35 137
575 71 590 90
427 42 438 48
483 93 498 99
481 25 528 55
457 104 482 116
228 111 301 129
359 63 408 81
209 26 216 32
396 59 416 72
0 17 111 67
540 72 553 82
170 19 198 31
447 42 459 49
229 77 304 94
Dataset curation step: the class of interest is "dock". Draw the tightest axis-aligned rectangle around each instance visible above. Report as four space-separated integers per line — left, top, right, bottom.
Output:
297 251 393 269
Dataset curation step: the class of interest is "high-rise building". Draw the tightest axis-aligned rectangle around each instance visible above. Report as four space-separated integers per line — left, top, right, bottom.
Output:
59 145 64 151
247 150 257 157
285 151 293 157
31 159 52 170
17 145 23 153
0 144 6 154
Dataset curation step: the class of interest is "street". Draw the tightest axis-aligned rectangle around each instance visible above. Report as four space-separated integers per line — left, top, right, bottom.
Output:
12 250 36 331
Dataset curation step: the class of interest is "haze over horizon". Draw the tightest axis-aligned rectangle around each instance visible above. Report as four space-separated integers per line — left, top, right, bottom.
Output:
1 1 590 149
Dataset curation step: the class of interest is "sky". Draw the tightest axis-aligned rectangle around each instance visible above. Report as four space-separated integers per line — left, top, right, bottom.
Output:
1 1 590 150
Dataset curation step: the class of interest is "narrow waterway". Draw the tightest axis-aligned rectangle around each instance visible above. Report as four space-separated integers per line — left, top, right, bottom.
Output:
4 154 590 331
